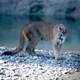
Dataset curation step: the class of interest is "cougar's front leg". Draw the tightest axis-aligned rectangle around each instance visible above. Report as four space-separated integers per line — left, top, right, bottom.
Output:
52 41 62 60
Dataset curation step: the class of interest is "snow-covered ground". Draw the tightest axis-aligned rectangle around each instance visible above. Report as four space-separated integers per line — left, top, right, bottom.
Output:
0 47 80 80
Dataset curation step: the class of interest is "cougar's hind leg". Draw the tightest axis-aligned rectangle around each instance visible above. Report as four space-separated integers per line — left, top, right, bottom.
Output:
26 30 38 55
26 40 38 55
26 44 35 55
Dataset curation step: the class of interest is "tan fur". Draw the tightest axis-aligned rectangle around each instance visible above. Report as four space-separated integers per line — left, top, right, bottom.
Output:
3 22 67 59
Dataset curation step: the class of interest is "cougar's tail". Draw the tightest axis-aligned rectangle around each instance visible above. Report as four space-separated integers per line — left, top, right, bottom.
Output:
2 31 25 55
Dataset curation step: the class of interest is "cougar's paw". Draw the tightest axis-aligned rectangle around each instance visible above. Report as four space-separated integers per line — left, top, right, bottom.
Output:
26 47 36 56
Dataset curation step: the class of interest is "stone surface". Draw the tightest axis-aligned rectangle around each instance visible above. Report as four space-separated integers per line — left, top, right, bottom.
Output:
0 0 80 20
0 47 80 80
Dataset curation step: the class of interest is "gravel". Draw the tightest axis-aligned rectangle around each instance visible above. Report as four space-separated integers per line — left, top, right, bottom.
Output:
0 47 80 80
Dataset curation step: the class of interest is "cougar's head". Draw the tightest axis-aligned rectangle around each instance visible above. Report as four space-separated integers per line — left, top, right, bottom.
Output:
58 24 67 35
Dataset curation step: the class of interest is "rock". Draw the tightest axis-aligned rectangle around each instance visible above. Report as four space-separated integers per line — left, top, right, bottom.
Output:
0 0 80 21
0 47 80 79
62 72 80 80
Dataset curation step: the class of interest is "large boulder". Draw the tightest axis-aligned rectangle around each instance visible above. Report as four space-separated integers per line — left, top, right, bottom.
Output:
0 0 80 20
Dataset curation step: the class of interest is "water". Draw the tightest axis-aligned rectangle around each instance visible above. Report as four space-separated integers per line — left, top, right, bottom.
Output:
0 15 80 51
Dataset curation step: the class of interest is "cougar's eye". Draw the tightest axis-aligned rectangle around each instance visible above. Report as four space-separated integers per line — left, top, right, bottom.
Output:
59 24 65 30
59 27 62 30
59 26 63 32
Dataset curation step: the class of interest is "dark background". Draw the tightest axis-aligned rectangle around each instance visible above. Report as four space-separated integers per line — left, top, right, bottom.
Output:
0 0 80 51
